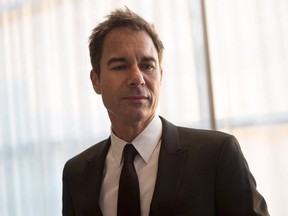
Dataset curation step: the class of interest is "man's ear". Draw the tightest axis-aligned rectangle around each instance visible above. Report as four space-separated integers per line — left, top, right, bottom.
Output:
90 70 101 94
160 67 163 83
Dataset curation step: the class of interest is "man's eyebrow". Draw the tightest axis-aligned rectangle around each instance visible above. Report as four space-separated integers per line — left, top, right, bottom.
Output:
107 56 157 65
107 57 127 66
142 56 157 62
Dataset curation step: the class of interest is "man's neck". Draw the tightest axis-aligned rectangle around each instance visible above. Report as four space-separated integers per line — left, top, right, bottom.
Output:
110 115 155 143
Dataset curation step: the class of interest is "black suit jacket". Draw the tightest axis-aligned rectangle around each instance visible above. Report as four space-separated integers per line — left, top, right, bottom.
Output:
62 117 269 216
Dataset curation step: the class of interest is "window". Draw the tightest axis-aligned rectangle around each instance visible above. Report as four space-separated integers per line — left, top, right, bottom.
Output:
0 0 287 215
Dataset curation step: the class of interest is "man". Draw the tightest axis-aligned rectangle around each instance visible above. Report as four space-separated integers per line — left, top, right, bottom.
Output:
62 7 269 216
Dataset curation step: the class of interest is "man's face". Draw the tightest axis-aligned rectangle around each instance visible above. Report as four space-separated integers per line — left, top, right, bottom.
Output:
90 27 162 126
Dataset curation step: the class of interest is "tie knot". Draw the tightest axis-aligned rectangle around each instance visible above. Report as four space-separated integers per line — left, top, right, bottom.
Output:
123 144 138 163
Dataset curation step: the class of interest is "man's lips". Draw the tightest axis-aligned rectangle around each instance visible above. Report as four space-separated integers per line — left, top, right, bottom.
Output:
122 95 149 100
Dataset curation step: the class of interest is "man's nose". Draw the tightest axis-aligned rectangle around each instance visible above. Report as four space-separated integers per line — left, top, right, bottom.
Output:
127 66 145 87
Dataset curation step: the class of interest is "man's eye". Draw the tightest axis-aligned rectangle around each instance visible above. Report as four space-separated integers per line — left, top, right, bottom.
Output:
112 65 127 70
141 64 155 71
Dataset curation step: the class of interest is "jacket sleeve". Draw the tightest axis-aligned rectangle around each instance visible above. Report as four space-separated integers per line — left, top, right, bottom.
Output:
216 135 269 216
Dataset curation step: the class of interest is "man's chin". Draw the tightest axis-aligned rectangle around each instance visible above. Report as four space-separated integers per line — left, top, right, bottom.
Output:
122 111 154 123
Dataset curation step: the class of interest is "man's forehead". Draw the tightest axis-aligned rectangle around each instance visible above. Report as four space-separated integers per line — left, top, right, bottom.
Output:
103 28 153 47
102 37 155 54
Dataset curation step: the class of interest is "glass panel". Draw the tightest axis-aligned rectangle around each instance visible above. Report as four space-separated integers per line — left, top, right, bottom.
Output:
205 0 288 215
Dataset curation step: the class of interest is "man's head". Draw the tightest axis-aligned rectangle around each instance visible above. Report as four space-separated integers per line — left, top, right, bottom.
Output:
89 7 164 138
89 7 164 78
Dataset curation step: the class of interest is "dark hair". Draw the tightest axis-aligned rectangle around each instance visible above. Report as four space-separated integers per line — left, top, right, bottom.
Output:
88 7 164 77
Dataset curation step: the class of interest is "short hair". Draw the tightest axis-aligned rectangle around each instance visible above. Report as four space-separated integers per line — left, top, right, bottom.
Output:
88 7 164 77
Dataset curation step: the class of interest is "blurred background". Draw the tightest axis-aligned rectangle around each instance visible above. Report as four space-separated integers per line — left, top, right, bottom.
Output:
1 0 287 215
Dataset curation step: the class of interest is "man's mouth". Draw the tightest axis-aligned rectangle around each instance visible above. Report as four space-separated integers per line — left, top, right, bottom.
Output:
122 95 149 101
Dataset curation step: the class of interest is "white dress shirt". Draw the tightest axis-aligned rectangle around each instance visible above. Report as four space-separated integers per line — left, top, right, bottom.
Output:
99 116 162 216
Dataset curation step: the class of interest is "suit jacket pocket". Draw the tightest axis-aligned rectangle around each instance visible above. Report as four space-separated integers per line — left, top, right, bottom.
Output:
171 195 200 216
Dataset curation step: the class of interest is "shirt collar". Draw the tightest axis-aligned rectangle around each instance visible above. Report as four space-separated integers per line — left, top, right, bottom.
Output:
110 116 162 165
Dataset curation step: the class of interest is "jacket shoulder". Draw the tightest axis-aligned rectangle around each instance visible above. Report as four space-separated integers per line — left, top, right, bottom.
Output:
178 126 233 143
63 139 109 174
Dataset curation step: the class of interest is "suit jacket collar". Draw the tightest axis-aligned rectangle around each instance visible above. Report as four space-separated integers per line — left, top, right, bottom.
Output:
83 117 187 216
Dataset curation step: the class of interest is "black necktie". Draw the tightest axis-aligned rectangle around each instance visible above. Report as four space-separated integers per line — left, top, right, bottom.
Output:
117 144 141 216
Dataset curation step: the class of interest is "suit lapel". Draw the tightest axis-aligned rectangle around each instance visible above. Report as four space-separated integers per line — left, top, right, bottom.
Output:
149 117 188 216
85 138 111 216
